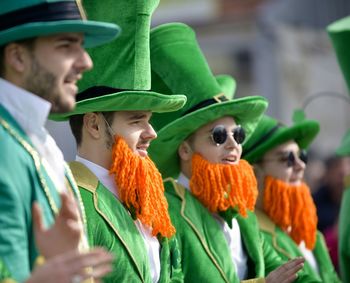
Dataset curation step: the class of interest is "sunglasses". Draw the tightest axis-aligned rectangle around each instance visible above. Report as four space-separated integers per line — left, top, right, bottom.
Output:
210 125 246 146
264 150 308 167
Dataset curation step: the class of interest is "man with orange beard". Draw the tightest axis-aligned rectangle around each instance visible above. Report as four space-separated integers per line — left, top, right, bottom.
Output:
242 115 340 282
148 23 312 283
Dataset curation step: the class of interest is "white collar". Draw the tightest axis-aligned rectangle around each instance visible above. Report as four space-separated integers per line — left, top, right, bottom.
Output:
0 78 51 137
177 172 190 190
75 155 119 198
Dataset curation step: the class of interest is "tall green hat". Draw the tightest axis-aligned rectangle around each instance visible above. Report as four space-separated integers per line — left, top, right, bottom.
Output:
336 128 350 156
49 1 187 121
0 0 120 48
328 16 350 93
148 23 268 178
242 115 320 164
78 0 161 91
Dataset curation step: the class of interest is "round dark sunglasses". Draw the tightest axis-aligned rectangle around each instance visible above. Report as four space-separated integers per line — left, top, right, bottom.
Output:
265 150 308 167
210 125 246 146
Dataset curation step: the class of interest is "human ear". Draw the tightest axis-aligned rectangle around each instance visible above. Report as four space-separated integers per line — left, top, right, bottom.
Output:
83 113 103 139
4 43 29 74
178 141 193 161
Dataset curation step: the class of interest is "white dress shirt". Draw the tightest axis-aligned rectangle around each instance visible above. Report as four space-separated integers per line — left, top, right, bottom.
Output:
0 78 66 192
177 173 248 280
76 156 161 283
299 240 319 274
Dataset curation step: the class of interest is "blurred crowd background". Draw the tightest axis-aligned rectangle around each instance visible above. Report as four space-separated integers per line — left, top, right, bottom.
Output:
47 0 350 273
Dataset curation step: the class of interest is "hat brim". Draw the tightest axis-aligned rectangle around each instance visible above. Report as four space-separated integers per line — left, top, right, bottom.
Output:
243 120 320 164
149 96 268 178
49 91 187 121
0 20 120 48
336 128 350 156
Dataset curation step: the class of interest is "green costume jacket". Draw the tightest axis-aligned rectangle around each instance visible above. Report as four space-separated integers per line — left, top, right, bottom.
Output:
164 178 287 283
255 210 341 283
339 176 350 283
0 105 86 282
70 162 183 283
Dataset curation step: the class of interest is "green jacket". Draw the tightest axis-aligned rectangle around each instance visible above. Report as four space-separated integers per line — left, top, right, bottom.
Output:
70 161 183 283
0 105 84 282
163 178 290 283
255 210 340 283
339 176 350 283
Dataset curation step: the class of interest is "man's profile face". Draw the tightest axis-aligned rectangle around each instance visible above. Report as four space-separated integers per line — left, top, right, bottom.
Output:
22 33 93 113
259 141 306 185
106 111 157 157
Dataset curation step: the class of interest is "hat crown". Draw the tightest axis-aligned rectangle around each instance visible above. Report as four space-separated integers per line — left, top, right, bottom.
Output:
78 0 160 91
1 0 74 15
151 23 226 103
150 23 233 130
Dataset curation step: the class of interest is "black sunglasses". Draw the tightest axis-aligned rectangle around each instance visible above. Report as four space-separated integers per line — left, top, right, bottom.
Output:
265 150 308 167
210 125 246 146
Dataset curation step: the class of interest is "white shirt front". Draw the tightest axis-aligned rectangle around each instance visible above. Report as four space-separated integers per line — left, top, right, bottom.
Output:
177 173 248 280
0 78 66 192
299 241 319 274
76 156 161 283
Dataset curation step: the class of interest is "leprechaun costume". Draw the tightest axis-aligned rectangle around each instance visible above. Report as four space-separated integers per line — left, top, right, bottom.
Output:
51 1 187 282
0 0 119 281
243 115 340 282
328 16 350 283
148 22 301 283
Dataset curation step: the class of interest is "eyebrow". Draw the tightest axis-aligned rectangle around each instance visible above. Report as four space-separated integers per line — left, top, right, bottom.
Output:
127 113 148 120
56 35 83 44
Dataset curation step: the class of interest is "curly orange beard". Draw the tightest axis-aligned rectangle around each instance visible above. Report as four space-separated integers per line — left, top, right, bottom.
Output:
109 136 175 238
263 175 318 249
189 153 258 217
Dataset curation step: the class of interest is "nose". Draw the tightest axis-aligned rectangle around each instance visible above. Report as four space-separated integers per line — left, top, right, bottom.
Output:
224 132 239 150
294 154 306 171
142 123 157 141
75 48 93 73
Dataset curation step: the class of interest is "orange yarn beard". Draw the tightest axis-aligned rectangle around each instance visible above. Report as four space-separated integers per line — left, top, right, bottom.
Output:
263 175 318 249
109 136 175 238
189 153 258 217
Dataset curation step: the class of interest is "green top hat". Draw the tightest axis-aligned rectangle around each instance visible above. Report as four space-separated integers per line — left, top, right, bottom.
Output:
148 23 268 178
242 115 320 164
336 128 350 156
49 0 188 121
0 0 120 48
49 86 187 121
78 0 160 91
328 16 350 94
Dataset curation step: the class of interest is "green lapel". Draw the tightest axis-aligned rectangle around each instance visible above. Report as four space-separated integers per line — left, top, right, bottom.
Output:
165 178 234 283
0 104 60 218
69 161 151 283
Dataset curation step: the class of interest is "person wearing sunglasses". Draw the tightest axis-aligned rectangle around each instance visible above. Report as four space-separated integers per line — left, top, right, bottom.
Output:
243 115 340 282
148 23 314 283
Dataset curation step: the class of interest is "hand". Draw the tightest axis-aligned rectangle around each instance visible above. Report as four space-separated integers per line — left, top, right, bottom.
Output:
266 257 305 283
26 248 113 283
32 193 83 259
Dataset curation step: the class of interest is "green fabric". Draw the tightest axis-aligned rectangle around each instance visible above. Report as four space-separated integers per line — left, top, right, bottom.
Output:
163 179 288 283
256 210 340 283
49 91 187 121
339 183 350 282
79 0 159 91
328 16 350 94
0 259 11 280
0 0 120 48
71 162 183 283
149 23 268 178
336 128 350 156
0 105 60 282
243 115 320 164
